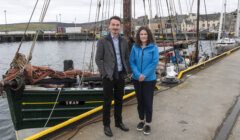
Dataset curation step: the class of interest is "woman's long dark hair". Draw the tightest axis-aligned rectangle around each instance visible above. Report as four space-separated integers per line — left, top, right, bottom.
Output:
135 26 155 47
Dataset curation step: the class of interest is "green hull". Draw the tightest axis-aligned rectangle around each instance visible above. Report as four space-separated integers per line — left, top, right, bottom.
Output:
5 86 134 130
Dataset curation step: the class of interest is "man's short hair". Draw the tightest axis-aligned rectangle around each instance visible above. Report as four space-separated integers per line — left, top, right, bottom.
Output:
109 16 121 23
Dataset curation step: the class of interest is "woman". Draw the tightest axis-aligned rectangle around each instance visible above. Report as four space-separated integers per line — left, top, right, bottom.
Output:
129 26 159 135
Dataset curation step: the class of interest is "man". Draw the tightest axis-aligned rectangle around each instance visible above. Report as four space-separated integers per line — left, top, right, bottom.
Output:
95 16 131 137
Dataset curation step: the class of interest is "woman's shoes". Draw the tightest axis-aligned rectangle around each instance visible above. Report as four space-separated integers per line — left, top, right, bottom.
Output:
136 122 145 131
137 122 151 135
143 125 151 135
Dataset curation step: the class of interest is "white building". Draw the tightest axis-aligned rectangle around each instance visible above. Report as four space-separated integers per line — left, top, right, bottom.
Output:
65 27 82 33
180 13 220 32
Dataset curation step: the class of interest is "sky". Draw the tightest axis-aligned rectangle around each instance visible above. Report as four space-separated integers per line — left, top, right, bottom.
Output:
0 0 239 25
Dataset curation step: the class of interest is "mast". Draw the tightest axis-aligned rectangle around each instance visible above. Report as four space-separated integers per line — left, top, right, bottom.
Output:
148 0 153 29
235 0 240 37
123 0 132 39
217 0 225 41
194 0 200 63
223 0 226 36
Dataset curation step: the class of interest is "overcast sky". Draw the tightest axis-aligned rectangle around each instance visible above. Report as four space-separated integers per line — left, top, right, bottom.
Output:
0 0 239 25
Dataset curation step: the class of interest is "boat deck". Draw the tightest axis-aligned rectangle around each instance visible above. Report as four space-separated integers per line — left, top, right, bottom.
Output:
60 49 240 140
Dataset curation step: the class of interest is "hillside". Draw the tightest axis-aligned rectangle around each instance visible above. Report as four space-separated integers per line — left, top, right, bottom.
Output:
0 23 57 32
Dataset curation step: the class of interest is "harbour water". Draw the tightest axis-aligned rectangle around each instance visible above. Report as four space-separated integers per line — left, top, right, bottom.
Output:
0 40 216 140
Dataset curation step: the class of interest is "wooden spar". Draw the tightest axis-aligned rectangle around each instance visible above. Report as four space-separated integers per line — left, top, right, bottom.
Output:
194 0 200 63
123 0 132 39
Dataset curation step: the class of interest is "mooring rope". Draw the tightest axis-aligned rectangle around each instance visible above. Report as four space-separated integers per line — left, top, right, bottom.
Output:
44 87 62 128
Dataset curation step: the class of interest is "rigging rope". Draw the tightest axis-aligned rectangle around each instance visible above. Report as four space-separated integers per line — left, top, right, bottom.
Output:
107 0 110 19
120 0 123 18
12 0 39 67
155 0 168 72
190 0 195 14
186 0 190 13
184 0 196 38
155 0 160 31
171 0 177 16
133 0 136 19
143 0 148 25
178 0 189 41
223 0 227 35
158 0 166 36
101 0 105 32
178 0 192 64
203 0 214 57
113 0 116 16
167 0 177 42
78 0 94 88
79 0 101 88
104 0 108 20
88 0 93 24
170 0 179 34
27 0 51 63
131 0 136 31
91 0 101 69
169 0 174 16
178 0 183 15
148 0 153 29
155 0 159 17
159 0 164 17
165 0 180 72
155 0 165 37
10 0 51 75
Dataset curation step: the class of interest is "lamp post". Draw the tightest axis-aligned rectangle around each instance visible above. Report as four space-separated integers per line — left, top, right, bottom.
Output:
74 17 77 28
59 14 62 23
4 10 7 25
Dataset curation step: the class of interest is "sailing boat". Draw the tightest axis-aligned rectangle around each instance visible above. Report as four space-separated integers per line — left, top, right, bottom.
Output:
215 0 240 54
158 0 204 84
0 0 134 131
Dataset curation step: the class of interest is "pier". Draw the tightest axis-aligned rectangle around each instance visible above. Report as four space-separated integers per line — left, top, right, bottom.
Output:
22 48 240 140
0 32 218 43
64 49 240 140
